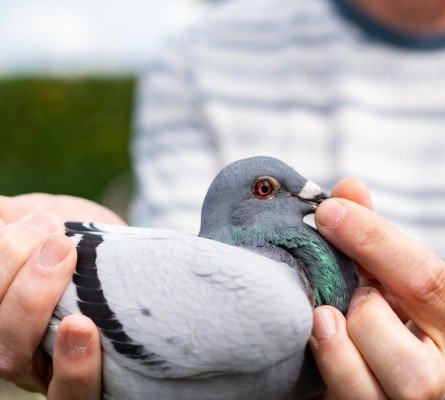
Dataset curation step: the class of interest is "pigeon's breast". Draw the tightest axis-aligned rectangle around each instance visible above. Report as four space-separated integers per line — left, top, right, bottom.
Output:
244 243 314 302
103 354 307 400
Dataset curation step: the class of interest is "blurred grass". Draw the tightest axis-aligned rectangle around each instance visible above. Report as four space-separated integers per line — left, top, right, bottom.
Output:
0 77 135 203
0 76 135 398
0 383 45 400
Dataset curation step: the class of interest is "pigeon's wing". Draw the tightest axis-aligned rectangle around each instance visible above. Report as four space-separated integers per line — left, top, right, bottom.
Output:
53 222 312 379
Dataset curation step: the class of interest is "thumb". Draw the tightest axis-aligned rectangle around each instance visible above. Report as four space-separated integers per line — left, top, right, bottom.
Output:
331 178 374 210
47 314 102 400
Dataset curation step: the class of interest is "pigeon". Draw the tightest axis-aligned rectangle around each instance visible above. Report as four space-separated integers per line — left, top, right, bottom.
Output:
43 156 358 400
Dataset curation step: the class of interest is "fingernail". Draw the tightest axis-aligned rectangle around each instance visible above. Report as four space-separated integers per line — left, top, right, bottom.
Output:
39 235 69 267
316 199 345 229
31 212 60 233
349 287 371 310
66 327 91 355
312 308 336 340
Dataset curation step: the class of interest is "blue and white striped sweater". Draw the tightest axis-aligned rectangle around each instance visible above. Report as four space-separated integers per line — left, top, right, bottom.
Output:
131 0 445 259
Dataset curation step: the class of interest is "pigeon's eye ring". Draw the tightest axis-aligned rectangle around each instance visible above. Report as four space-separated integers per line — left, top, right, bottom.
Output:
252 176 280 199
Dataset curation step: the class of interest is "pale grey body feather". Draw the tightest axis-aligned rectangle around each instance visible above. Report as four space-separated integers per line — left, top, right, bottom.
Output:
44 224 313 400
43 156 356 399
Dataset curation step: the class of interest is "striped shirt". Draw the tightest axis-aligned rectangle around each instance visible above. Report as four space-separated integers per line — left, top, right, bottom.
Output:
131 0 445 259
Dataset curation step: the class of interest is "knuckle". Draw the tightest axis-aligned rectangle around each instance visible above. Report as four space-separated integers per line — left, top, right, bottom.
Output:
0 347 24 381
57 367 95 389
0 362 21 381
407 256 445 307
9 280 43 315
0 231 29 265
354 222 387 253
397 368 443 400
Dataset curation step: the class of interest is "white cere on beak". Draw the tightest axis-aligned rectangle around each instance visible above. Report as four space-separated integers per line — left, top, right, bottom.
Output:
303 213 316 228
298 181 322 200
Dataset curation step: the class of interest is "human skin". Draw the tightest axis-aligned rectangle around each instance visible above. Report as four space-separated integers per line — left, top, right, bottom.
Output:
311 179 445 399
0 194 124 399
351 0 445 34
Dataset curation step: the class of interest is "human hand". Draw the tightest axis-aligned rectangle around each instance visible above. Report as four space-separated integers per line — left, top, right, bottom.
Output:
0 194 125 398
310 179 445 399
0 193 125 225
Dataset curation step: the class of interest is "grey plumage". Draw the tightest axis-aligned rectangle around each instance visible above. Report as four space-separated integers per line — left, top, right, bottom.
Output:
44 156 358 400
200 157 357 314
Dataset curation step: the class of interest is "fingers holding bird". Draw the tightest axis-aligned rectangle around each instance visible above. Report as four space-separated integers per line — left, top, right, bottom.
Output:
330 178 377 282
0 193 126 225
345 287 444 399
0 198 108 399
331 177 374 211
0 212 77 392
313 180 445 398
328 179 407 319
310 306 388 400
47 314 102 400
311 289 445 400
0 212 63 301
315 196 445 344
0 193 121 396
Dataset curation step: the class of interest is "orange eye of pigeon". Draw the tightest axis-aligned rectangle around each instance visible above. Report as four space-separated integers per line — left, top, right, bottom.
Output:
252 177 279 199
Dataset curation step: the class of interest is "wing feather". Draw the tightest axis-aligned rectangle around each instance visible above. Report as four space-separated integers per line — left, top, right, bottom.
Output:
54 222 312 379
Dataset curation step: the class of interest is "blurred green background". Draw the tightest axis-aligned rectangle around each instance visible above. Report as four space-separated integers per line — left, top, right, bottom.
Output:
0 77 135 399
0 77 135 220
0 0 212 397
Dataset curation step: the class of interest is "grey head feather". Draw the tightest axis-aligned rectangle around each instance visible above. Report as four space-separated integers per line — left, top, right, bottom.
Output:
199 156 322 242
198 156 357 313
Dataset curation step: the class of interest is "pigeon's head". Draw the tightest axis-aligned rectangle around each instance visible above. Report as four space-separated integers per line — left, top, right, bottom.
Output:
199 156 329 241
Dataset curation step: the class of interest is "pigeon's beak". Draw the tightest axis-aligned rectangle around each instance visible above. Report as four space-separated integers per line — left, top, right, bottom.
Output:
310 191 330 205
294 181 330 208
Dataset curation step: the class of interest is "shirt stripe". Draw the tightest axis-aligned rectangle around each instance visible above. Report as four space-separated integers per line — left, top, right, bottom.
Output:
131 0 445 259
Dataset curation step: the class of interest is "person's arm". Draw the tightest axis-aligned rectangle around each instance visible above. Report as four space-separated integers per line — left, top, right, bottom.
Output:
0 194 124 398
311 179 445 399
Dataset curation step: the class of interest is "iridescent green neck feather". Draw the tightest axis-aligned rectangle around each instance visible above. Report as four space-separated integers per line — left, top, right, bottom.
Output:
229 226 350 312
